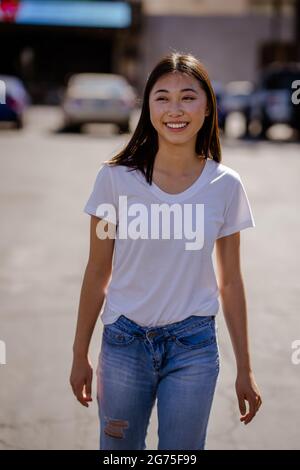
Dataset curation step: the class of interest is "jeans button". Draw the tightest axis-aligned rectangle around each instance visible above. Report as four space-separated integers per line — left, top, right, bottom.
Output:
148 331 157 339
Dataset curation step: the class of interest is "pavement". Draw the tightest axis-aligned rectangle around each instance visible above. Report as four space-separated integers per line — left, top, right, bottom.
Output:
0 107 300 449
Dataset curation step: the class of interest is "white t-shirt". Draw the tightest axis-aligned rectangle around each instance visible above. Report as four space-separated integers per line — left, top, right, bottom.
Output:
83 158 255 327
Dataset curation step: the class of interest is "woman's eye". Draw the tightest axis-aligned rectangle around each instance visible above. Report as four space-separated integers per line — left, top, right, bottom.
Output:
156 96 195 101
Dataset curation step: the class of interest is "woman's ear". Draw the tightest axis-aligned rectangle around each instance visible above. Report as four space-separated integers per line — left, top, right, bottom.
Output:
205 103 211 116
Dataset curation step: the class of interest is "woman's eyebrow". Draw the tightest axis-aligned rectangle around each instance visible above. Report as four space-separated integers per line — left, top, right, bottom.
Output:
154 88 198 94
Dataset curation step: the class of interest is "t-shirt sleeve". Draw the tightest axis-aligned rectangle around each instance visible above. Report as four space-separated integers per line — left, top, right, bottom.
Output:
217 175 255 239
83 163 118 225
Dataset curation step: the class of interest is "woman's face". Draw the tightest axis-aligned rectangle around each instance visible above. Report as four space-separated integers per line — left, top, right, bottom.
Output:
149 71 210 148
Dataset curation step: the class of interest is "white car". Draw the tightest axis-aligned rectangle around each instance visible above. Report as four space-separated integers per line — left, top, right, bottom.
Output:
62 73 137 133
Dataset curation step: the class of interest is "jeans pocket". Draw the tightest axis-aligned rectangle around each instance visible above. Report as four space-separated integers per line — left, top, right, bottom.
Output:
103 323 136 346
173 319 216 350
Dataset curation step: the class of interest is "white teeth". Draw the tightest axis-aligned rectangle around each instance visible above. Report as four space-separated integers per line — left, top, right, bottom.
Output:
166 122 188 129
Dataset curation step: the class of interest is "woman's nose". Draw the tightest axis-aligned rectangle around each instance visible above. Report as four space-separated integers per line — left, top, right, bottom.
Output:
167 102 184 115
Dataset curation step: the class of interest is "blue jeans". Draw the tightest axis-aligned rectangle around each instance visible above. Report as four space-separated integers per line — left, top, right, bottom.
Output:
97 314 220 450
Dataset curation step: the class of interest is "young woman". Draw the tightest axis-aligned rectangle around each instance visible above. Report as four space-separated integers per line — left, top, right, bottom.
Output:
70 52 262 450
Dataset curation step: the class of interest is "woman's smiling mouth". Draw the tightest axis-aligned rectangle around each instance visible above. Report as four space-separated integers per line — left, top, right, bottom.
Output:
164 122 189 131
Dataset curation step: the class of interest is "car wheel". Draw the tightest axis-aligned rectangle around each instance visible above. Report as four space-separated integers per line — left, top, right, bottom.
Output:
15 117 23 130
64 122 82 133
118 122 130 134
258 119 270 139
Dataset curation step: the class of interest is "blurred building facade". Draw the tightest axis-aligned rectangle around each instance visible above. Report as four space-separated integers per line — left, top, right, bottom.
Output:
139 0 298 88
0 0 143 103
0 0 298 102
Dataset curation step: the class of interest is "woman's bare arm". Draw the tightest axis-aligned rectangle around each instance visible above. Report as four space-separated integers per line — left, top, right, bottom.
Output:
70 215 115 407
216 231 262 424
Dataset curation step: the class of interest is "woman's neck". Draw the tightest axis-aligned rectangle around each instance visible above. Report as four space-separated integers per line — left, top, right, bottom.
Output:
154 151 205 177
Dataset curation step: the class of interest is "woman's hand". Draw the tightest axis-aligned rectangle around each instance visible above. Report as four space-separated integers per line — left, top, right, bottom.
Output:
235 371 262 424
70 356 93 407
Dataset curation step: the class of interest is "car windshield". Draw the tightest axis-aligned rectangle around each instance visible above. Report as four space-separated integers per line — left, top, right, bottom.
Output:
263 71 300 90
70 77 126 97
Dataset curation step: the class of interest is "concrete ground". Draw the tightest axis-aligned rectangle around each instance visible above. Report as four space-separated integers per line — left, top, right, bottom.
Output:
0 107 299 449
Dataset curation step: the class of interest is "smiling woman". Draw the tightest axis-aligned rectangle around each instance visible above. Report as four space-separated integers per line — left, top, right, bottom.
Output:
70 51 262 451
150 75 210 138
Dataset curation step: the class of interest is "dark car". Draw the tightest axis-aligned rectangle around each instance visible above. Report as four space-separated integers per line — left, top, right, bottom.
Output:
0 75 30 129
249 63 300 138
211 80 226 131
222 81 254 137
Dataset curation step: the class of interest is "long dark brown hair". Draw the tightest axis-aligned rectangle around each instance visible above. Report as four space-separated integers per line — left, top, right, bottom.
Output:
105 51 222 184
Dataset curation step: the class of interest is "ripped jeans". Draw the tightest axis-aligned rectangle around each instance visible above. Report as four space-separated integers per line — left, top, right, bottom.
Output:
97 314 220 450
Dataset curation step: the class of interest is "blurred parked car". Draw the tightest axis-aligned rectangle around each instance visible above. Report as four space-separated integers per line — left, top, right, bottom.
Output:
249 63 300 138
222 81 254 137
62 73 137 133
0 75 30 129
